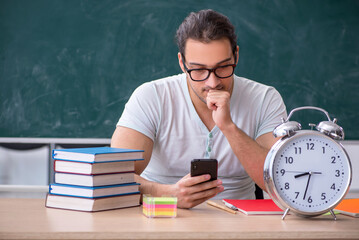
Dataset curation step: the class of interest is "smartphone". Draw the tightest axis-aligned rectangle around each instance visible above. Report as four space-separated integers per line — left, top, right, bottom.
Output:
190 159 218 181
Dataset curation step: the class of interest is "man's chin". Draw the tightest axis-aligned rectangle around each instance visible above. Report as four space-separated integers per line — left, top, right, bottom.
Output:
199 96 207 104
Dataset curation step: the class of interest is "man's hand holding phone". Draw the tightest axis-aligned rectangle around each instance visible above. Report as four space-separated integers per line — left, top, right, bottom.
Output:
170 159 223 209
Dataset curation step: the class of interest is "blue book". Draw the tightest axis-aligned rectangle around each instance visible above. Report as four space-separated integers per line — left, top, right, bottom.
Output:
49 183 140 198
52 147 144 163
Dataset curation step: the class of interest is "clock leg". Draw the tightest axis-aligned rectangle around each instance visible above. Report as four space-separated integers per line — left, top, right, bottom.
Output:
282 208 290 220
329 209 337 221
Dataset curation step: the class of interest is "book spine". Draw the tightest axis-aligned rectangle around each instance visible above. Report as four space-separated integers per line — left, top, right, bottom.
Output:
49 191 140 199
53 158 144 163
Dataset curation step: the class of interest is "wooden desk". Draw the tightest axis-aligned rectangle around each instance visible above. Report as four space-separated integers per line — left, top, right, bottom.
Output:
0 198 358 240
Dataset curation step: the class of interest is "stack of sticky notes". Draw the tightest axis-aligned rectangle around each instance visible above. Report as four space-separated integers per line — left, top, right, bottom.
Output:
143 195 177 218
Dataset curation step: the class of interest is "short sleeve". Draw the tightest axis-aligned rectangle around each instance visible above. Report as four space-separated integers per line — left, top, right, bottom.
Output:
255 87 287 139
117 82 161 141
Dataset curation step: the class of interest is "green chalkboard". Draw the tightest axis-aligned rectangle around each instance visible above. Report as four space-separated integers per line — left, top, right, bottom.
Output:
1 0 358 139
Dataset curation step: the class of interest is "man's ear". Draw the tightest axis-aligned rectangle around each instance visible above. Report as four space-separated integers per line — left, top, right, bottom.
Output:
235 45 239 64
178 52 185 73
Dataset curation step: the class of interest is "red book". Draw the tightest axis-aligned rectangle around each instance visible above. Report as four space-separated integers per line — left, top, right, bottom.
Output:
222 199 284 215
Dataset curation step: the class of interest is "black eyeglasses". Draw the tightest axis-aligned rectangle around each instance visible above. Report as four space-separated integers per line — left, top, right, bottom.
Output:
182 59 237 82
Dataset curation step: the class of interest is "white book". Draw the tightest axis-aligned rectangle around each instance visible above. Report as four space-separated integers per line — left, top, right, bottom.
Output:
46 193 140 212
54 172 135 187
54 160 135 175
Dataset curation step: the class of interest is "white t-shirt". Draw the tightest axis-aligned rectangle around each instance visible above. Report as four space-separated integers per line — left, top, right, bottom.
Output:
117 73 287 199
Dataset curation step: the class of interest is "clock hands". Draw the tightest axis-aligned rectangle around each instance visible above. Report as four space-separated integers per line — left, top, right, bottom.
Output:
294 172 310 178
294 171 322 178
292 171 322 200
303 173 312 200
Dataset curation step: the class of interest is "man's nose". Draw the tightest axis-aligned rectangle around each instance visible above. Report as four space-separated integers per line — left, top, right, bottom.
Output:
205 72 221 89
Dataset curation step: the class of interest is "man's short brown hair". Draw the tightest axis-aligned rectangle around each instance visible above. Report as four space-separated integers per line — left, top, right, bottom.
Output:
176 9 237 58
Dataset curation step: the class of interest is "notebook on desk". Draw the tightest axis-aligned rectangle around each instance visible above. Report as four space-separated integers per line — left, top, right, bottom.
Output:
222 199 284 215
334 198 359 217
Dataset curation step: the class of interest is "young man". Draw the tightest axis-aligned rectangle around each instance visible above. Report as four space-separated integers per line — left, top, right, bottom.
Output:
111 9 287 209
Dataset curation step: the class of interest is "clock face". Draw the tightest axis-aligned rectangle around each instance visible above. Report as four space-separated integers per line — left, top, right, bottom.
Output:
268 131 351 215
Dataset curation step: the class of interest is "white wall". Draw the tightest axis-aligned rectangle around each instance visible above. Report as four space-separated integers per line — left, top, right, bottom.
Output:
0 146 49 198
0 146 49 185
342 141 359 196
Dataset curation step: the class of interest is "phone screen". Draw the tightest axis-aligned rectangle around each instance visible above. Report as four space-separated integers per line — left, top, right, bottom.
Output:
190 159 218 181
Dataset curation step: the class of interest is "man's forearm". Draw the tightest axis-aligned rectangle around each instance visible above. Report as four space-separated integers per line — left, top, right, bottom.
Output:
220 123 270 190
134 174 173 197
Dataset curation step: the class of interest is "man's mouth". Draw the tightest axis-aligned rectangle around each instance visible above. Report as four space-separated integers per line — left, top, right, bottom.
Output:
202 85 224 92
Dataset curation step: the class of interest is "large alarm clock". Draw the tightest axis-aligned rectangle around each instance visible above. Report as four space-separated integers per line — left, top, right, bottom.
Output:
264 106 352 220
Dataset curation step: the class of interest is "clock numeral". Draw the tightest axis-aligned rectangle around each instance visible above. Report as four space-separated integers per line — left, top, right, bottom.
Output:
307 196 313 203
331 156 336 164
322 147 325 154
294 147 302 154
295 192 300 199
306 143 314 150
285 157 294 164
284 182 290 190
331 183 336 190
335 170 340 177
321 193 326 200
280 169 285 176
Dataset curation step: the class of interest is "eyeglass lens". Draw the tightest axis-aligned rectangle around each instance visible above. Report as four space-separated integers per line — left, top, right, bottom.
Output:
190 65 235 81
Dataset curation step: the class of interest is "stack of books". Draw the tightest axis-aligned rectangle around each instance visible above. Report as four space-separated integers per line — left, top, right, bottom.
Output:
45 147 144 212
